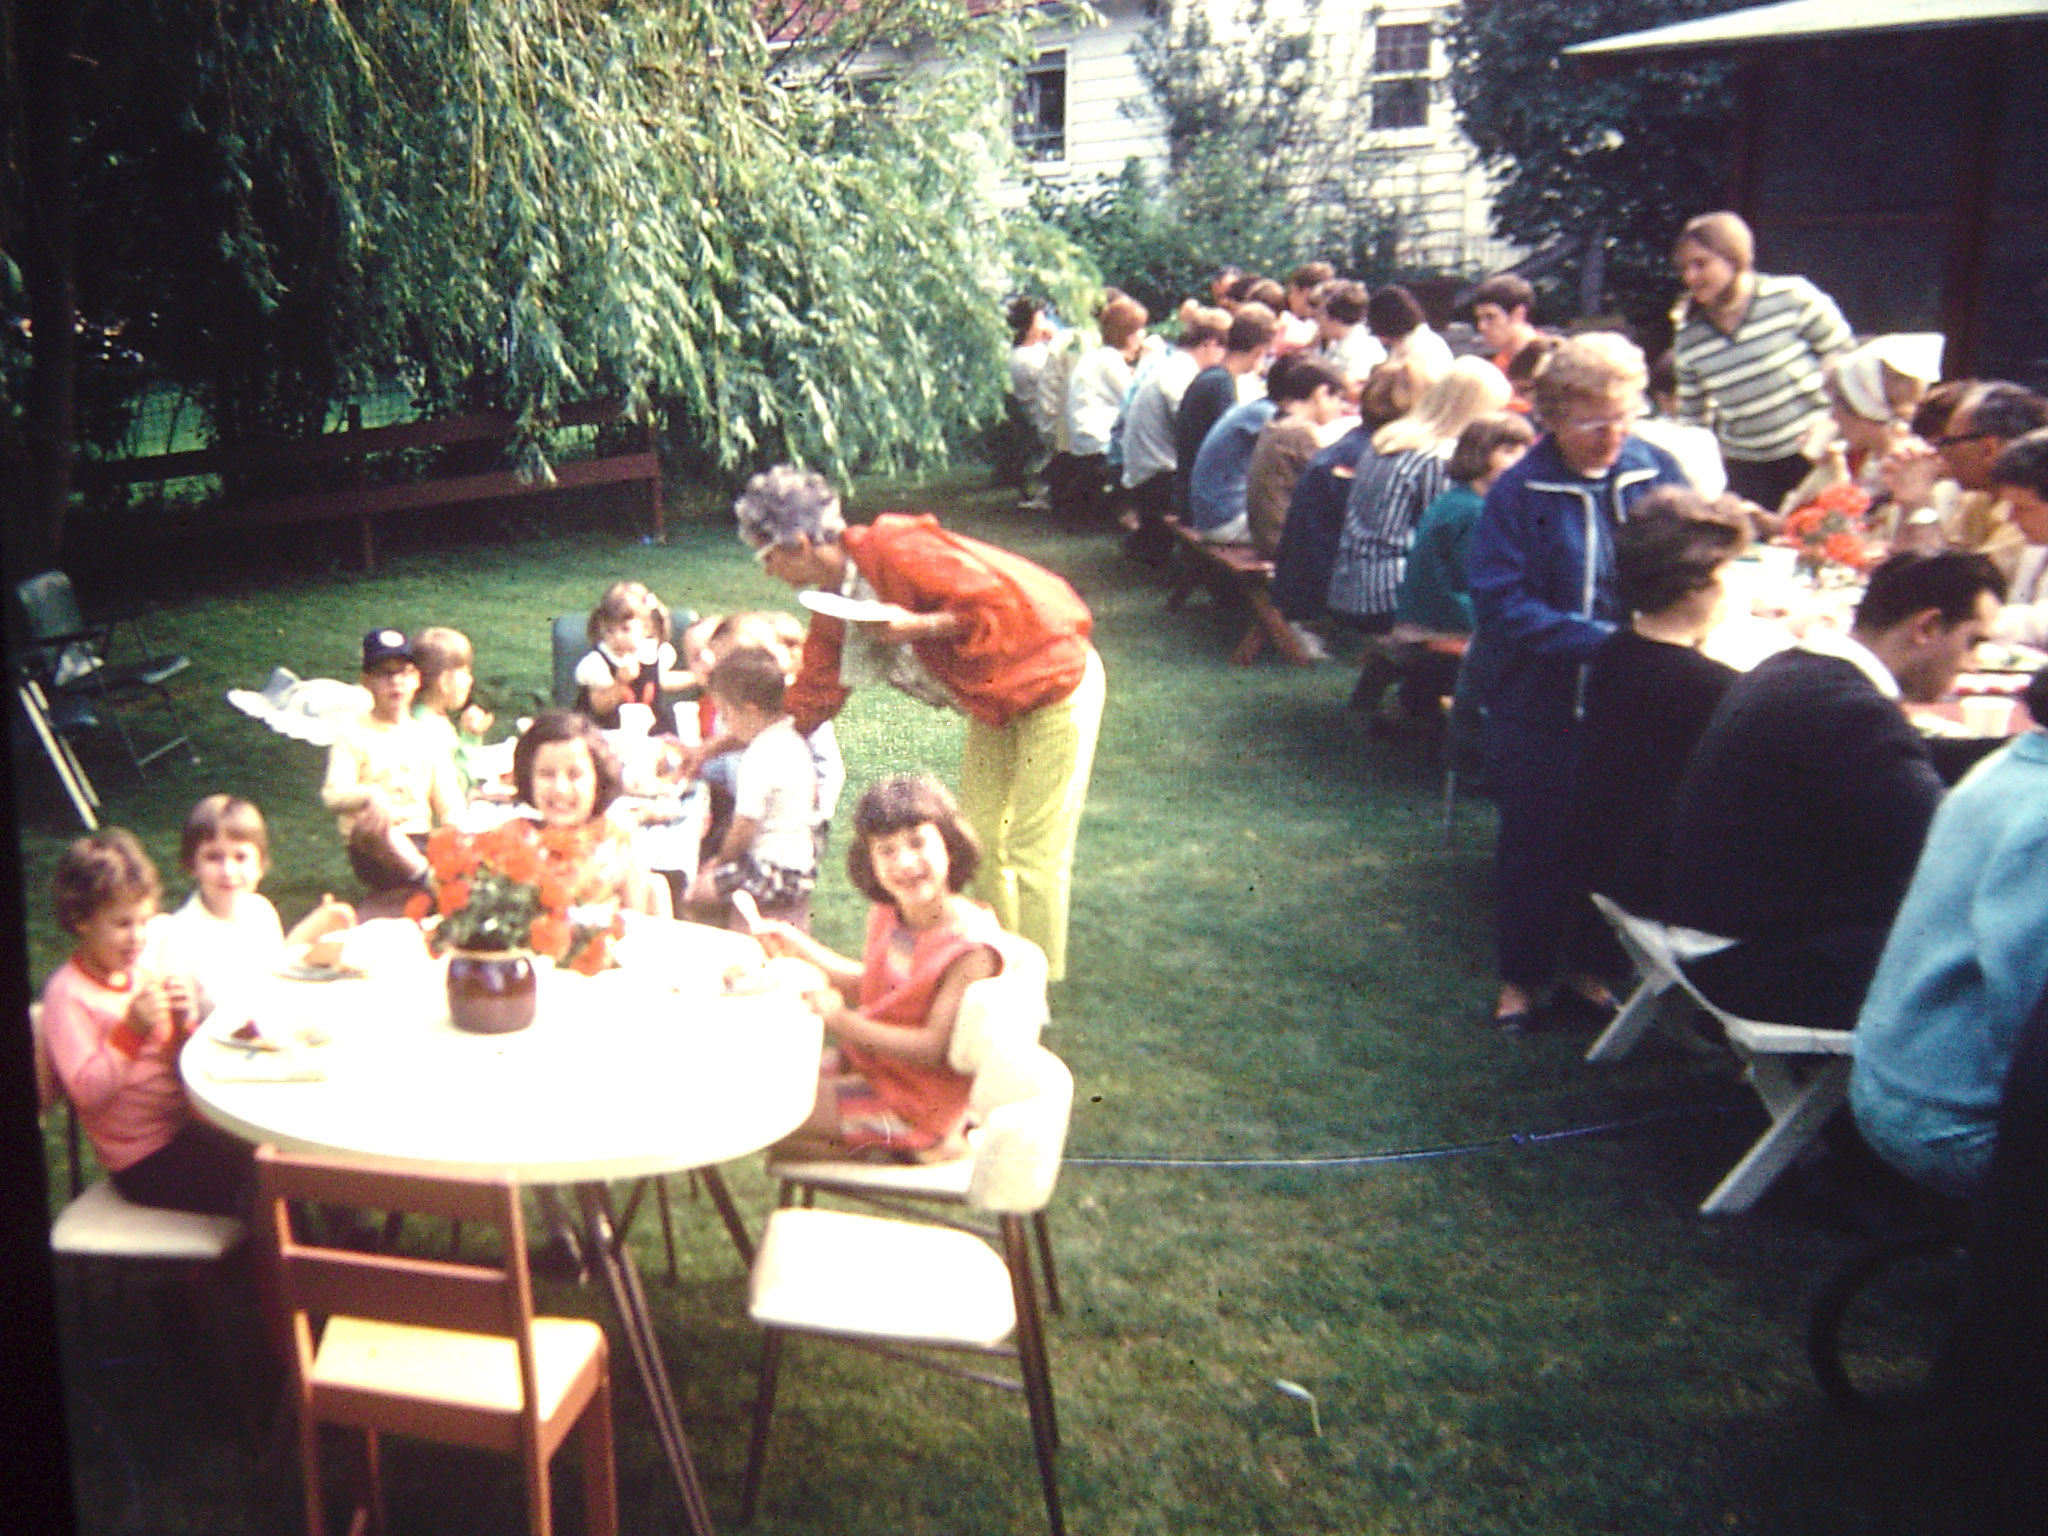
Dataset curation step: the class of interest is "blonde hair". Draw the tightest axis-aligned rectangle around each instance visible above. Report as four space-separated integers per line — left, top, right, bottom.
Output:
1674 211 1755 273
1532 333 1648 422
1373 357 1513 456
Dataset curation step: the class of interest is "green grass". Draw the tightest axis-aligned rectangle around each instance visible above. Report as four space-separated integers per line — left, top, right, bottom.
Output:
26 476 1966 1535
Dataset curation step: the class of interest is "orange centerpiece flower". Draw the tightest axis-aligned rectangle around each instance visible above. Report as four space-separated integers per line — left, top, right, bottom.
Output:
410 817 623 971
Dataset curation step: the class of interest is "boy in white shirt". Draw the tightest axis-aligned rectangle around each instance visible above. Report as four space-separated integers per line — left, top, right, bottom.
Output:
685 646 819 930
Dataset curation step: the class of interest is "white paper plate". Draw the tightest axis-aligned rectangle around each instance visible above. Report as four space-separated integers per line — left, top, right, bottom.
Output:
798 591 897 624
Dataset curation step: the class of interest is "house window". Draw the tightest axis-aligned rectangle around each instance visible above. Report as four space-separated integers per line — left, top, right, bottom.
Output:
1014 53 1067 163
1370 22 1431 130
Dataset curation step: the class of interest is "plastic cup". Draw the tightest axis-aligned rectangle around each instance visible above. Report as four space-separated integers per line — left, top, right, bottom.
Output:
617 702 655 736
1959 696 2014 737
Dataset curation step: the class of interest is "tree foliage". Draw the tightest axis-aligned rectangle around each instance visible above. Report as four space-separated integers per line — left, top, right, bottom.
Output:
1447 0 1752 341
1 0 1101 517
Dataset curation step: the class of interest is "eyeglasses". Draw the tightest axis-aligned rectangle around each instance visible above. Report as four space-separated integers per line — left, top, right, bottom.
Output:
1933 429 1996 451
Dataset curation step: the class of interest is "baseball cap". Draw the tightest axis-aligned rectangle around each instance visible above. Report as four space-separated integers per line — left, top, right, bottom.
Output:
361 628 415 670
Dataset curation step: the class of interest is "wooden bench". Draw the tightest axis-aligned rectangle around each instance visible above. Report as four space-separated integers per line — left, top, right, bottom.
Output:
76 398 662 571
1162 521 1316 666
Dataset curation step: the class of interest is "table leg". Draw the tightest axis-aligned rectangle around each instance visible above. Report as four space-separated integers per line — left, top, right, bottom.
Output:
574 1183 718 1536
694 1165 757 1266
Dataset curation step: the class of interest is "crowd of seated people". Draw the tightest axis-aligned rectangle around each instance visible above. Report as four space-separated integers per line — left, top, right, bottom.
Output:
1004 215 2048 1125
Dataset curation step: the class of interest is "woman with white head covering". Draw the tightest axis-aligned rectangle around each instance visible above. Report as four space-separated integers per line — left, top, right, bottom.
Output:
1780 333 1943 533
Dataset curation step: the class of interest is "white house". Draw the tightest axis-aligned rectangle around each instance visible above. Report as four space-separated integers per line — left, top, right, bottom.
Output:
1013 0 1515 272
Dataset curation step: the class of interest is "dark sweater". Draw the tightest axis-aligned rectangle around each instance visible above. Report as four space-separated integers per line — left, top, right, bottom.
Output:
1662 647 1943 943
1173 366 1238 517
1567 629 1736 920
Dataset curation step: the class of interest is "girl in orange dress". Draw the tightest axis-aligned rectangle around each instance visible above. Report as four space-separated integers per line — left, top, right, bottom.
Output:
755 775 1003 1162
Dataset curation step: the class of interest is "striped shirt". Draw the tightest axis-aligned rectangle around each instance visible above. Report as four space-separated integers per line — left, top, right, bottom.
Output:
1672 273 1852 463
1325 446 1452 619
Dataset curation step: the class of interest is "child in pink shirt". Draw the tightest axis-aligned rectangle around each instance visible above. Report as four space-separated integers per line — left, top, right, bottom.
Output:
754 775 1003 1162
40 829 249 1215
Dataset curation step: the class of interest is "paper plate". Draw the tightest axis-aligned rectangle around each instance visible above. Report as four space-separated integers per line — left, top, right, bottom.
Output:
798 591 897 624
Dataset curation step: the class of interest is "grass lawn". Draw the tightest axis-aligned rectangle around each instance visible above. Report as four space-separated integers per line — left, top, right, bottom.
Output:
21 474 1967 1535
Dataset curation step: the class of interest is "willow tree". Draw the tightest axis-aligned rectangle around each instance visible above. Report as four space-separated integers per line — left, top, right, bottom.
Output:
3 0 1098 555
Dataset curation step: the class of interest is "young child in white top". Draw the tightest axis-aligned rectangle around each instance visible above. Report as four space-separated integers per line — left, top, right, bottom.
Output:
684 646 818 929
150 794 356 1021
574 580 691 729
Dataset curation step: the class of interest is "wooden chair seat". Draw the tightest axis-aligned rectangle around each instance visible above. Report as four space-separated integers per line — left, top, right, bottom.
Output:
257 1148 617 1536
311 1314 607 1445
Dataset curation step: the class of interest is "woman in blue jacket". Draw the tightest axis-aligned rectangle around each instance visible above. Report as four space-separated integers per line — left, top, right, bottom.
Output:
1466 333 1688 1033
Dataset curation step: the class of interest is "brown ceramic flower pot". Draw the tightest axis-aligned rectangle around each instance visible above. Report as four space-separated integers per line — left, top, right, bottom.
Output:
446 950 539 1035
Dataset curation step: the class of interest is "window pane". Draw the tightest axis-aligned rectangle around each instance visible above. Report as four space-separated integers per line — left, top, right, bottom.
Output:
1372 76 1429 130
1374 23 1430 75
1014 59 1066 162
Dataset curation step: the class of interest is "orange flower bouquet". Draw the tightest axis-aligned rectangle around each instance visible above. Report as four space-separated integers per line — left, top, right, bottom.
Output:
405 819 623 976
1782 482 1876 576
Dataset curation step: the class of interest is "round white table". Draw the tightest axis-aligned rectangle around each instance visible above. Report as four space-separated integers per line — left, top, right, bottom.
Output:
182 915 822 1536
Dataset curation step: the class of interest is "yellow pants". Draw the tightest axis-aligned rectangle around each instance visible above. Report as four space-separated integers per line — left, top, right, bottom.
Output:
959 646 1105 982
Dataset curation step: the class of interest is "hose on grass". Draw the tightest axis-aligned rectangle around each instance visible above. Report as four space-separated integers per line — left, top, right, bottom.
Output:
1062 1101 1730 1169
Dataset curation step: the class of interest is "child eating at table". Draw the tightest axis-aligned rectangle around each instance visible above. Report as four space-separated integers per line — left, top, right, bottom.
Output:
512 709 671 917
151 794 357 1020
752 775 1003 1163
323 627 462 892
692 610 845 859
684 647 818 930
41 829 251 1215
412 625 496 797
574 580 690 730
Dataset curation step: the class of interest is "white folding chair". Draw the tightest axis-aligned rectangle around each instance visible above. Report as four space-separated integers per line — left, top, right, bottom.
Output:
34 1004 247 1273
1655 951 1857 1216
1584 893 1702 1064
742 1044 1074 1535
765 933 1066 1310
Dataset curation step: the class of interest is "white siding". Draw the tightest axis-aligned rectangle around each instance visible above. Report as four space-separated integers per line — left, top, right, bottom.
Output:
1030 0 1518 272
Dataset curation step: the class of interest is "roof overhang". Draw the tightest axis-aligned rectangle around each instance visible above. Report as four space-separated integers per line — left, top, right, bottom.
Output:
1565 0 2048 63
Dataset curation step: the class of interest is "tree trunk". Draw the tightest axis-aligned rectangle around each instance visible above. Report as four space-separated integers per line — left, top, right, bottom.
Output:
15 0 82 575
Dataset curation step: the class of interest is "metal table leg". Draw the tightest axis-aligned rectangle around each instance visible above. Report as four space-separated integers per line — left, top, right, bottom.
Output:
574 1183 718 1536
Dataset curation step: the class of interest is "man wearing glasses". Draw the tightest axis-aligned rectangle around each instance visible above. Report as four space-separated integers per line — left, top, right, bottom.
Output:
1886 381 2048 562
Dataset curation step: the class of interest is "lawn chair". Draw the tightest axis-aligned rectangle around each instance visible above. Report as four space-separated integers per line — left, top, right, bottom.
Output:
741 1043 1074 1536
766 933 1065 1311
15 672 102 828
13 568 197 777
255 1146 617 1536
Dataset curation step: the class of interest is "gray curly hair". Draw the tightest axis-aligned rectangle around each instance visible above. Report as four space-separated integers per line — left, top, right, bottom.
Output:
733 464 844 552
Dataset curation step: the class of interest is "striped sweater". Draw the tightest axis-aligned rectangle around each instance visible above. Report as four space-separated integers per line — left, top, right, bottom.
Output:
1672 273 1852 464
1325 445 1452 620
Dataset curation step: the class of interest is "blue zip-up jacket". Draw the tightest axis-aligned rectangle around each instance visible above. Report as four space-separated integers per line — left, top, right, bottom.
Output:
1467 433 1687 731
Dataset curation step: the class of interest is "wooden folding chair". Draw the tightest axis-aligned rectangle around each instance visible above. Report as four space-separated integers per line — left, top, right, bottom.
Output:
255 1147 616 1536
765 934 1065 1311
742 1045 1074 1535
1583 893 1703 1064
1653 948 1858 1216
